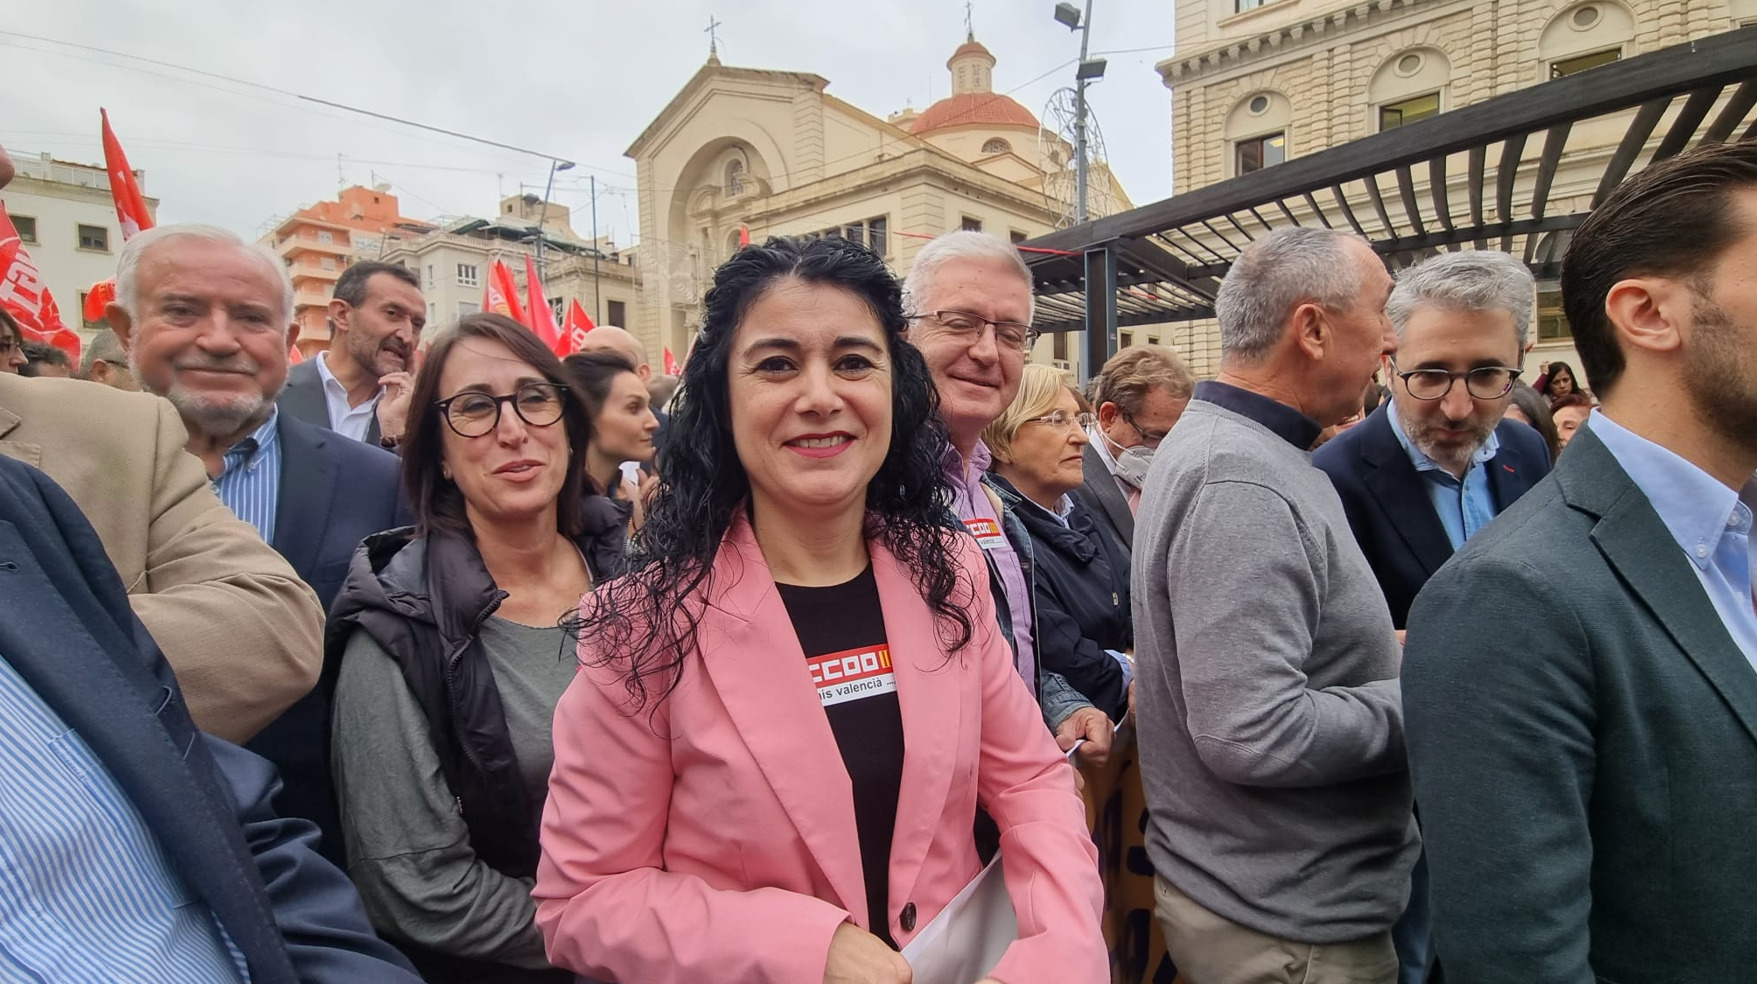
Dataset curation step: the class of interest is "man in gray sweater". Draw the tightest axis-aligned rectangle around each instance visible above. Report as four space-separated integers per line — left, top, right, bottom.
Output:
1133 227 1418 984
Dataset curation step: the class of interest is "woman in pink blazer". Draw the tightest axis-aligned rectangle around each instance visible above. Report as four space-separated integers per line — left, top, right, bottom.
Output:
536 236 1106 983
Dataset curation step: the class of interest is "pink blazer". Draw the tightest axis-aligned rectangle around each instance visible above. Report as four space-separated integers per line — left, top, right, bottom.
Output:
535 517 1105 983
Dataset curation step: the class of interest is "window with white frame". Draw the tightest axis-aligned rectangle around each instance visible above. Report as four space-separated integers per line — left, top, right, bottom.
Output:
1370 48 1452 132
1225 91 1291 177
1539 3 1634 80
456 263 479 287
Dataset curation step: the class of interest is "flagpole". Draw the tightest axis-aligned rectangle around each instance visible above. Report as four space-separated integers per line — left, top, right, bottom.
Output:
591 174 602 324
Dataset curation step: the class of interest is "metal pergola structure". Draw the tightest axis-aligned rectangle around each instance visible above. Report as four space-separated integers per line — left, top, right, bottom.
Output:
1023 26 1757 376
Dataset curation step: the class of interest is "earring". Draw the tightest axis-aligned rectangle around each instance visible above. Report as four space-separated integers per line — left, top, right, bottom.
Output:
441 465 453 481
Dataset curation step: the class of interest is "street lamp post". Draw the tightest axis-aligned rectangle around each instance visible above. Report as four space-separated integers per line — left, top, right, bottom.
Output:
534 158 576 278
1054 1 1106 224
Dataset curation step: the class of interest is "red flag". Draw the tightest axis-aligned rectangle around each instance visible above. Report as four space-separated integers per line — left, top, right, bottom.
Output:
83 278 116 323
738 225 750 247
522 255 564 355
663 346 680 376
101 109 153 240
558 299 596 356
288 343 304 365
0 204 82 364
482 259 526 326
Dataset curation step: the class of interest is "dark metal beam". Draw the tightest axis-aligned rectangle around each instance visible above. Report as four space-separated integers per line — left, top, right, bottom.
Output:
1024 27 1757 253
1699 80 1757 146
1082 246 1119 383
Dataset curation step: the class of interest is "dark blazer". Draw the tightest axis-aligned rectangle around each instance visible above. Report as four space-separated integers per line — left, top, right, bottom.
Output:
989 475 1131 719
248 413 409 863
1403 425 1757 984
272 413 407 609
1313 404 1551 628
0 455 419 984
279 357 380 446
1073 442 1133 555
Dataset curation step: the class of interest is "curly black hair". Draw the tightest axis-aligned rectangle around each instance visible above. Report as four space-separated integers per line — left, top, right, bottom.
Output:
579 235 975 713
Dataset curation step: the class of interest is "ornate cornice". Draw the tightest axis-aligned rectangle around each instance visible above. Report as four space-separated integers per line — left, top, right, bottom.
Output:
1157 0 1447 84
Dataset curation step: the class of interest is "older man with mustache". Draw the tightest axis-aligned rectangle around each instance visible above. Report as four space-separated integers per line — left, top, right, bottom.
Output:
109 224 408 859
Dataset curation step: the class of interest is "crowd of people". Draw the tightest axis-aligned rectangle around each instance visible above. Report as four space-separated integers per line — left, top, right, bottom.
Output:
0 136 1754 984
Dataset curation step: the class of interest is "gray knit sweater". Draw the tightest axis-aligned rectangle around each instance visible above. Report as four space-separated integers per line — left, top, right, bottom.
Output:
1132 395 1418 943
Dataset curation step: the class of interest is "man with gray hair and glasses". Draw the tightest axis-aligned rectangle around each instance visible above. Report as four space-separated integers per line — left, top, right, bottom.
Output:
1312 249 1552 984
902 230 1114 767
1133 226 1416 984
1315 250 1552 629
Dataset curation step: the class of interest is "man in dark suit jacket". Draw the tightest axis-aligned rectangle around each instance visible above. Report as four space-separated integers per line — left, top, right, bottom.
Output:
109 225 410 861
1403 141 1757 983
0 453 421 983
1076 345 1195 555
1315 249 1550 984
1318 403 1549 624
247 411 407 862
1315 250 1552 630
278 261 427 449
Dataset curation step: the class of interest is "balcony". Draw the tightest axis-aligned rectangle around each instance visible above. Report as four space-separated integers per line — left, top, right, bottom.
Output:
274 235 355 258
294 288 333 310
287 261 341 282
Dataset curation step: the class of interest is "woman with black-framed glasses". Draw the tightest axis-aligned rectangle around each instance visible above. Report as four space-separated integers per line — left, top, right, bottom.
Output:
328 313 625 982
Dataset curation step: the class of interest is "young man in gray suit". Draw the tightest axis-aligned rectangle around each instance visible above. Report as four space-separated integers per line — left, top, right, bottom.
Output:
1403 140 1757 983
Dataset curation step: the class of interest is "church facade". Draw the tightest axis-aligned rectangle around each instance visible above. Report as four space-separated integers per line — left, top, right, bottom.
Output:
629 35 1130 370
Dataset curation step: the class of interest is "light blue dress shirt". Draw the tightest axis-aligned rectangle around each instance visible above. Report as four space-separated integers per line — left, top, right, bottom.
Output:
1387 401 1502 551
211 407 282 545
1590 411 1757 672
0 654 246 982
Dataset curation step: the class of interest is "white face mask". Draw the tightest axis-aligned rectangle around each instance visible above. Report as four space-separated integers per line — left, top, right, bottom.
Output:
1096 427 1156 490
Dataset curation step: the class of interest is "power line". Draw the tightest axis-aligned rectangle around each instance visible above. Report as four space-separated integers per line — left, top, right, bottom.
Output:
0 30 637 178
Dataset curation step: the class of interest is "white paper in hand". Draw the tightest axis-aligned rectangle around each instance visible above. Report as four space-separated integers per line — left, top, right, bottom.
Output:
900 855 1017 984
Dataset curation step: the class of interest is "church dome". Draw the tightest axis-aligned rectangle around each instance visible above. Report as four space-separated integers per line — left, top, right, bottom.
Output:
910 34 1038 135
909 93 1040 134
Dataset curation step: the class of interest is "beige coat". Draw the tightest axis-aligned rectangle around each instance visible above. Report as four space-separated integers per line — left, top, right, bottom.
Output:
0 373 323 742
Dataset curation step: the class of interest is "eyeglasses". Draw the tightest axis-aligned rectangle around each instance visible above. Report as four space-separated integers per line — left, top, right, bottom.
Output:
1025 409 1094 432
906 310 1040 352
1121 409 1169 447
434 382 568 437
1389 359 1522 401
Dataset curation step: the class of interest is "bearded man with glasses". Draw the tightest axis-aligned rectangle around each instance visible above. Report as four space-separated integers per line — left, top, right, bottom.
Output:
1314 249 1553 633
1311 249 1552 984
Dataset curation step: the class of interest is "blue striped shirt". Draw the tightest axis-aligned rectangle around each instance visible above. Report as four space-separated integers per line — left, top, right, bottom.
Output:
212 408 282 544
0 653 246 982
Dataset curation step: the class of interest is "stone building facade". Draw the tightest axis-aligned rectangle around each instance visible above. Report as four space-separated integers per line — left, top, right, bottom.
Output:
1134 0 1753 378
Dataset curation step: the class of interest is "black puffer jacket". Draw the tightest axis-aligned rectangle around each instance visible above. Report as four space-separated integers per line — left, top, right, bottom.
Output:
988 474 1132 719
324 494 628 878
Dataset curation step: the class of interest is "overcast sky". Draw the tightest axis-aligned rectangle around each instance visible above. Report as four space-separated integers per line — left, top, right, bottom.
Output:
1 0 1178 245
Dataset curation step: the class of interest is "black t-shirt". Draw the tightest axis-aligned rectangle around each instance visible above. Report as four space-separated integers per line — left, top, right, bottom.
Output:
776 565 906 949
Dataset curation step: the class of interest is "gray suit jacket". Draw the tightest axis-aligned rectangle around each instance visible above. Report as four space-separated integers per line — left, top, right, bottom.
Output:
1404 424 1757 983
278 358 379 446
1074 443 1132 554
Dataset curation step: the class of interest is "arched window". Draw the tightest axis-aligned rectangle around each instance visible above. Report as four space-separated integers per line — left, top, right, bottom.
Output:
1224 91 1291 176
1370 48 1452 132
1540 2 1635 78
724 159 745 196
982 137 1012 155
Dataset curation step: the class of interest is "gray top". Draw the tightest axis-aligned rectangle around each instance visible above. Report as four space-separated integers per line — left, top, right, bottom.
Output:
1131 397 1418 943
331 615 574 968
